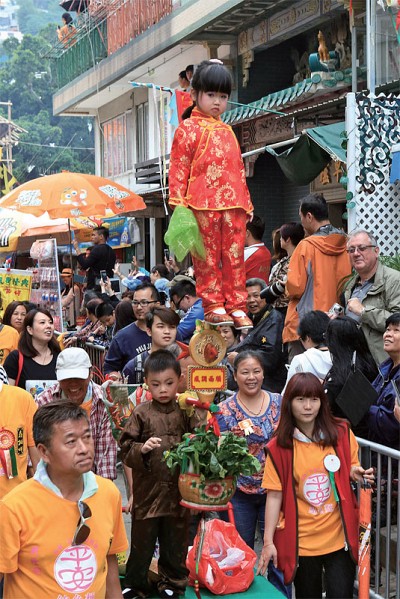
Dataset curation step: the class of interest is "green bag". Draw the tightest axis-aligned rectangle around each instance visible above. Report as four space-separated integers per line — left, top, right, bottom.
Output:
164 205 206 262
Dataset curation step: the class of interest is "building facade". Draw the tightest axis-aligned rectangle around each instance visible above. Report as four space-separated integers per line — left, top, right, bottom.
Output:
49 0 399 266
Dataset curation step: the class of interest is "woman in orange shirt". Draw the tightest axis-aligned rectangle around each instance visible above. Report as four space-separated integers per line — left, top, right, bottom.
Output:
257 373 374 598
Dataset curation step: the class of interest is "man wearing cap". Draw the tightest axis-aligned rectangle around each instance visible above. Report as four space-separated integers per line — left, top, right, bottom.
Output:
36 347 117 480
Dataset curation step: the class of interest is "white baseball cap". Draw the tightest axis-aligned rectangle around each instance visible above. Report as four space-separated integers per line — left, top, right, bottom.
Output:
56 348 92 381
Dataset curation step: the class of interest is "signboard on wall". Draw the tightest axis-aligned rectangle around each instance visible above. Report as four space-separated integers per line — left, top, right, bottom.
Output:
0 268 32 317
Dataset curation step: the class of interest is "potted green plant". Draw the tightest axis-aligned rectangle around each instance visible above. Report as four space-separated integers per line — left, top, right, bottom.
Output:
164 425 261 509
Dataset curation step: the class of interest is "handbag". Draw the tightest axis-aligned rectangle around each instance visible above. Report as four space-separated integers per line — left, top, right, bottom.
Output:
335 351 378 427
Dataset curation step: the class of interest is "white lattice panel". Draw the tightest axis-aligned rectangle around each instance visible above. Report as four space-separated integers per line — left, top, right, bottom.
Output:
354 93 400 256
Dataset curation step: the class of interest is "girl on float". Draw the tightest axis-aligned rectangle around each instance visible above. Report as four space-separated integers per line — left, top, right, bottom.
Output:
257 372 374 599
168 60 254 331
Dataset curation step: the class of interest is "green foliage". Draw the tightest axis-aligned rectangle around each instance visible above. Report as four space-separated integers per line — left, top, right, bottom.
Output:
0 25 94 181
380 254 400 271
15 0 62 36
164 425 261 481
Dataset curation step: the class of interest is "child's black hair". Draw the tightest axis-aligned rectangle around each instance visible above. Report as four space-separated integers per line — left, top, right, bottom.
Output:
144 348 181 378
145 306 180 330
182 60 232 119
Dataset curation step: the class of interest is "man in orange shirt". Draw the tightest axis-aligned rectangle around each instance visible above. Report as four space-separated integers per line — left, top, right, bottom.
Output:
0 401 128 599
283 193 351 362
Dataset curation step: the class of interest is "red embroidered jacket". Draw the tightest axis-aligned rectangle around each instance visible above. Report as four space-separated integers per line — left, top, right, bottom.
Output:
169 108 253 213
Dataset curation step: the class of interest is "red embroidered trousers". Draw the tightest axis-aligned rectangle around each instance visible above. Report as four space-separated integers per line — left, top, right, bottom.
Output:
191 208 247 313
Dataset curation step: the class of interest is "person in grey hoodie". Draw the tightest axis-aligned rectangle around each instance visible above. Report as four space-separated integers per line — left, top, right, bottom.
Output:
283 310 332 393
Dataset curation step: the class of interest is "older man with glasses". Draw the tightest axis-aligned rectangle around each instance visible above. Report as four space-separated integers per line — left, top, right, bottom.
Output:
0 401 128 598
103 282 158 377
343 229 400 364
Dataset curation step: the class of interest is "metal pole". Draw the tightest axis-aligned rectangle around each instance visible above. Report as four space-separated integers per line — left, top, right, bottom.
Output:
346 92 357 232
241 137 299 158
366 0 376 95
351 25 358 93
7 101 12 174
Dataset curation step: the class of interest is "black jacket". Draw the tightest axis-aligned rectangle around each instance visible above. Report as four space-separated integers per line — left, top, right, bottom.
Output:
77 243 116 289
233 305 287 393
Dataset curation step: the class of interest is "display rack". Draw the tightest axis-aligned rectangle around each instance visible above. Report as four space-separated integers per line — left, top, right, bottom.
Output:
29 239 64 332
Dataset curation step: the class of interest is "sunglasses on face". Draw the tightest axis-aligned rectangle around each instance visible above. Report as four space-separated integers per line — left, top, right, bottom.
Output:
72 500 92 546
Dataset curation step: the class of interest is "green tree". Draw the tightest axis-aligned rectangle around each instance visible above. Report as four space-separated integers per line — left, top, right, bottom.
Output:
0 30 94 181
15 0 62 36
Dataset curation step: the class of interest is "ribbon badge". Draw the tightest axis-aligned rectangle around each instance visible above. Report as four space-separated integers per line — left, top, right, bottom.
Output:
324 454 340 502
0 428 18 479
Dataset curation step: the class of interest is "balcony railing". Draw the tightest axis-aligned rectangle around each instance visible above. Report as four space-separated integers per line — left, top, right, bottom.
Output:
44 0 175 90
52 21 108 89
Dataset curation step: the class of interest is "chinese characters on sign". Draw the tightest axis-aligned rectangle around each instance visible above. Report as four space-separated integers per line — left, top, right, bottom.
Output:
0 268 32 317
187 366 227 392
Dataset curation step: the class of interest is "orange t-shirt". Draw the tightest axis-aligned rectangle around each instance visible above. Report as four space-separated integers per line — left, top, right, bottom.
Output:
0 384 37 499
0 325 19 365
263 432 359 556
0 476 128 598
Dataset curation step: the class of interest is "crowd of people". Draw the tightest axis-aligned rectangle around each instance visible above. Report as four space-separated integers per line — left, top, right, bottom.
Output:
0 58 399 599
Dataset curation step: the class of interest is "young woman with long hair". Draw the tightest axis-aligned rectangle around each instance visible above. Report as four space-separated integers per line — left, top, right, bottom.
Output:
257 372 374 599
4 309 60 396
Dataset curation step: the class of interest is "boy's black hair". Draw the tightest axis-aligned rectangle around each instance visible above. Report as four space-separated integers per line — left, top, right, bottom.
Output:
95 302 114 319
146 306 180 330
144 349 181 378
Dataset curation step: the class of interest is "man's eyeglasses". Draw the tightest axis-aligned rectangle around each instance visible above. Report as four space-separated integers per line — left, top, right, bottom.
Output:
174 295 186 310
132 300 157 307
72 501 92 546
346 245 377 254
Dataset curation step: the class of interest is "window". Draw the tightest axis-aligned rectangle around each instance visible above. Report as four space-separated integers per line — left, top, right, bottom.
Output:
102 112 133 177
136 102 149 163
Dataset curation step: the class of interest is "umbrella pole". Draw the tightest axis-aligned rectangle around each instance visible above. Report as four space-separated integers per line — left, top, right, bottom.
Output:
68 218 77 330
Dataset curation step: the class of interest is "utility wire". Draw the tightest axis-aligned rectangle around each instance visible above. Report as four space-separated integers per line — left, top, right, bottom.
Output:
18 140 95 150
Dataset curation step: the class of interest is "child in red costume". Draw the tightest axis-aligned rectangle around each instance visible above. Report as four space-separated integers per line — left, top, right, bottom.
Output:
169 60 254 330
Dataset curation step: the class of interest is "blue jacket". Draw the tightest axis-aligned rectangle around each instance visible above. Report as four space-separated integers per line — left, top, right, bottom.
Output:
368 358 400 449
176 298 204 344
103 322 151 374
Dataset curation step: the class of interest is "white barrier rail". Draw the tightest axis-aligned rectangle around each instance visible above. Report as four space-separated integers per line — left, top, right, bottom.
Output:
356 437 399 599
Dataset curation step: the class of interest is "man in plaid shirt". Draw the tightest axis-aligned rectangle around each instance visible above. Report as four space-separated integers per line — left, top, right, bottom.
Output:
36 347 117 479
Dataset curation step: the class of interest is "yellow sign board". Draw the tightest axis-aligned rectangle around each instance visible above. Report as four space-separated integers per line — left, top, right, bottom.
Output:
187 366 227 392
0 268 32 316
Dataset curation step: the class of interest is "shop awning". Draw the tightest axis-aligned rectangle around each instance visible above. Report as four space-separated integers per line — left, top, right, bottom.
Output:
266 121 346 185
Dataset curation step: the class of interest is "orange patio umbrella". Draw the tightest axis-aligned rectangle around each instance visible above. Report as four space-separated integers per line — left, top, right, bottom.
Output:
0 171 145 219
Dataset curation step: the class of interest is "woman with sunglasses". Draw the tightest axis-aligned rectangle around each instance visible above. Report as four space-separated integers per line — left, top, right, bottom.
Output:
257 372 374 599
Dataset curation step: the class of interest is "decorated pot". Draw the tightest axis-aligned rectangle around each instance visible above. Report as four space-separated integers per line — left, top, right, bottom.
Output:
178 473 236 509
